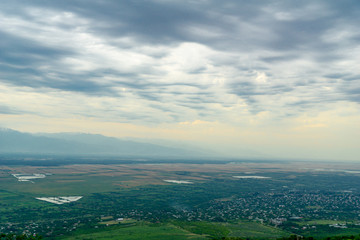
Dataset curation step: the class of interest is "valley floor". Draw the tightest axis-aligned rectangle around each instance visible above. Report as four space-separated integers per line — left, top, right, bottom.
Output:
2 159 360 239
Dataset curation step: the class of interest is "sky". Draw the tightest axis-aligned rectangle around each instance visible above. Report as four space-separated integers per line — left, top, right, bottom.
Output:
0 0 359 161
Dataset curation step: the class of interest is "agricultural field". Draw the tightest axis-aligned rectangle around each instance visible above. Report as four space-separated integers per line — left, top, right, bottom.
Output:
2 158 360 239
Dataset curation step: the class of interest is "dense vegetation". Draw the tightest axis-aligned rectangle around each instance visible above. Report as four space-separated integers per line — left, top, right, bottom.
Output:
0 233 42 240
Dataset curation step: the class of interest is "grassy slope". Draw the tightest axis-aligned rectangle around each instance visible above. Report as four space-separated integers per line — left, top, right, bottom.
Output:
59 220 291 240
59 222 207 240
226 221 290 239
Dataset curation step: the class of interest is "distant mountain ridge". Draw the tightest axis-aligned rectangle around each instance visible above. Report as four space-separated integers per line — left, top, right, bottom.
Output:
0 128 205 157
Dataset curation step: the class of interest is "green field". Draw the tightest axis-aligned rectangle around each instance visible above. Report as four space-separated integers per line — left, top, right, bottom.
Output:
60 222 207 240
171 221 290 239
297 220 347 226
226 221 290 239
59 220 291 240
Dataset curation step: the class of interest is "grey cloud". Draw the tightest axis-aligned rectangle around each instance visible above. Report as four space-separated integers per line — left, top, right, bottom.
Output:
324 73 349 79
230 81 293 97
0 105 31 115
148 104 174 113
340 85 360 103
0 0 359 121
0 31 72 66
261 55 298 63
294 80 318 87
0 105 18 115
0 67 118 96
179 103 210 112
2 1 360 54
3 1 339 53
48 78 115 95
347 89 360 103
3 0 207 44
267 19 334 51
324 73 360 82
344 75 360 81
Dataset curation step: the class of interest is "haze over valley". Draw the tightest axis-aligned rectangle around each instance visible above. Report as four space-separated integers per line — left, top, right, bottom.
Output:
0 128 207 158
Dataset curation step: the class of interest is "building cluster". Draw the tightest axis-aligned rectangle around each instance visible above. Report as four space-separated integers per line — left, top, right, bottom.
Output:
2 189 360 237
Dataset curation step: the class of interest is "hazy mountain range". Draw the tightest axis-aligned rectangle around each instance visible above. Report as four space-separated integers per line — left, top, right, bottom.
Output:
0 128 206 158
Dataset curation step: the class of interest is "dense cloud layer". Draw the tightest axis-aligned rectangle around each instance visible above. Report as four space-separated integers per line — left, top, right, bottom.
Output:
0 1 359 126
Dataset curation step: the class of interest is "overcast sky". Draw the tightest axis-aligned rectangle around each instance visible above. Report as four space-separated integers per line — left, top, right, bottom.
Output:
0 0 359 161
